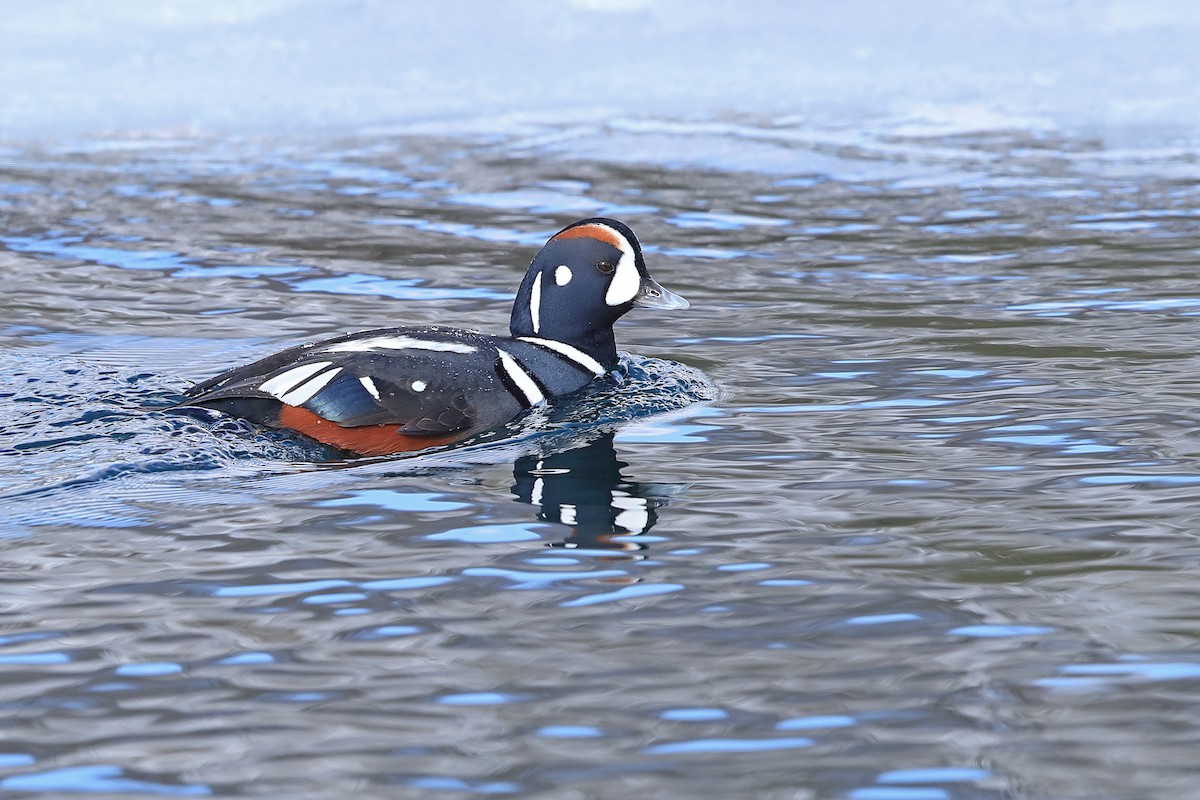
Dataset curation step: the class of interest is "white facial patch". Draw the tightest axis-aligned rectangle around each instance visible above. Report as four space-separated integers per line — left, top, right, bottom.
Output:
555 265 572 286
604 233 640 307
530 271 543 334
325 336 476 354
496 349 545 407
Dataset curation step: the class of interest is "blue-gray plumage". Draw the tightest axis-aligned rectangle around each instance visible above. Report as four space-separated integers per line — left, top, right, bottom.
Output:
180 218 688 455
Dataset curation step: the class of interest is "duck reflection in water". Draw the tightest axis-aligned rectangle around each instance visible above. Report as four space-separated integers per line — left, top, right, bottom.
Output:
510 432 681 551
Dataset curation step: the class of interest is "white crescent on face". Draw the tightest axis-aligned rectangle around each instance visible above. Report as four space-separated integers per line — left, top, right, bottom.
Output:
550 221 643 307
604 236 640 307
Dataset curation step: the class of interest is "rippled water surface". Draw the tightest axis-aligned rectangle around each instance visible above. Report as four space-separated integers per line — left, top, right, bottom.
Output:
4 119 1200 798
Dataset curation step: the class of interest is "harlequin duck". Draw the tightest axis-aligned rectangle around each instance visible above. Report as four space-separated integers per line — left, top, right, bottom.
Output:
180 218 688 456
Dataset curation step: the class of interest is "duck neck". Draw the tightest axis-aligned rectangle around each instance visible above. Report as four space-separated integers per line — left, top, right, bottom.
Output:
509 278 620 370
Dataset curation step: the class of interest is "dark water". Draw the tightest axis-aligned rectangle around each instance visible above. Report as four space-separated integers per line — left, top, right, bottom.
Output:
3 120 1200 798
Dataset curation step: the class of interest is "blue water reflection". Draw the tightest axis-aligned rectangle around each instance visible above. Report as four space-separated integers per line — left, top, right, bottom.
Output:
5 109 1200 800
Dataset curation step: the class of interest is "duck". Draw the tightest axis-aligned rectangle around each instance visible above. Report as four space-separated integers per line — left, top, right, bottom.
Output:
179 217 688 456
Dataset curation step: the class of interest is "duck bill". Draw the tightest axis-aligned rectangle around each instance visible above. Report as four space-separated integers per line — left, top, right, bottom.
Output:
633 277 690 310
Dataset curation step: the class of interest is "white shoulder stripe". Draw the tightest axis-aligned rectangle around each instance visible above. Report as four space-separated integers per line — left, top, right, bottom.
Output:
496 349 545 407
259 361 334 397
278 366 342 406
325 336 476 354
517 337 606 376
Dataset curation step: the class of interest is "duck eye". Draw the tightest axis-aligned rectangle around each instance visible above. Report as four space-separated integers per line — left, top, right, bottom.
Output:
596 260 616 275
